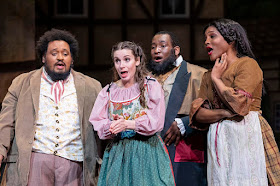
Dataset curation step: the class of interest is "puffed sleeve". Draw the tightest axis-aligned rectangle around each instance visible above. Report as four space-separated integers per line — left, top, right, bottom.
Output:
189 72 211 131
89 85 114 139
221 58 262 116
134 79 165 136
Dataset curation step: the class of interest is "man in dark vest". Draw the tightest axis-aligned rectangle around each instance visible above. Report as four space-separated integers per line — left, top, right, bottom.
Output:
148 31 207 186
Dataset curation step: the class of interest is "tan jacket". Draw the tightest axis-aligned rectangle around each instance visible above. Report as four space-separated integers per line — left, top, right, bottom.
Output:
178 62 207 115
0 67 102 186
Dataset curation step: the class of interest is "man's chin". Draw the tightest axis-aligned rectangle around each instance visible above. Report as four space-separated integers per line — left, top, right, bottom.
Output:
153 60 163 64
148 59 176 76
45 68 71 81
54 69 67 74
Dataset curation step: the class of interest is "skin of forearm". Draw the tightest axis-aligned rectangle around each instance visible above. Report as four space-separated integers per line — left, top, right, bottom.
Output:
125 120 136 130
212 77 227 96
212 77 231 106
195 107 228 124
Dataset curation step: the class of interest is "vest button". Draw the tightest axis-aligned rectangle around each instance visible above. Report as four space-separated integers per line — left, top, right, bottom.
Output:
55 144 59 147
56 120 59 123
54 151 57 155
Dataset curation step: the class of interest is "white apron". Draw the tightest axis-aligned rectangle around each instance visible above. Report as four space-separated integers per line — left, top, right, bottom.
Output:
207 111 268 186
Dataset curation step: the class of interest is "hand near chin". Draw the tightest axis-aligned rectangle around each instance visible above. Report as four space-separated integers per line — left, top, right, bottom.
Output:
211 53 228 80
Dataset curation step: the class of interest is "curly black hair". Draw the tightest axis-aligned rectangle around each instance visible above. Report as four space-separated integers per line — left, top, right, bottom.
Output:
36 28 79 61
203 19 255 59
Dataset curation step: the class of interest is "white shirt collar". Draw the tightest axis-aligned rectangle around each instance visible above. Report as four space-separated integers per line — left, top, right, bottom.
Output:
175 55 183 67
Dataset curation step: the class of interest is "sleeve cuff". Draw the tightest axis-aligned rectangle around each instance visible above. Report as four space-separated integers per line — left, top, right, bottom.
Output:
175 118 186 135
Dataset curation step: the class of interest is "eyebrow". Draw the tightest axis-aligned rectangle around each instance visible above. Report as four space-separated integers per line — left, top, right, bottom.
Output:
50 48 69 52
151 40 167 45
206 30 216 34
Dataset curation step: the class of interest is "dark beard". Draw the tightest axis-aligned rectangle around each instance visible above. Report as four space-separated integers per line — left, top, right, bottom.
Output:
44 64 72 81
147 51 177 76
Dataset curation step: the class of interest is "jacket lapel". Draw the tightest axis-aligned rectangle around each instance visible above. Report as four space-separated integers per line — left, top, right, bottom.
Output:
161 61 191 135
30 68 43 118
72 70 85 128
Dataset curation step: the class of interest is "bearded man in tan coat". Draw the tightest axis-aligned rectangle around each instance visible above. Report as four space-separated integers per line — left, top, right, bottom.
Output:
0 29 102 186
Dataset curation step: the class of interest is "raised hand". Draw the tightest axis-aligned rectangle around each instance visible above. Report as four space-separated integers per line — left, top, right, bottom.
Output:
211 53 228 80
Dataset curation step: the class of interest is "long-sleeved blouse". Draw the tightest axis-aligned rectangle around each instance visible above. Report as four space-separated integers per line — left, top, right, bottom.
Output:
190 56 263 130
89 78 165 139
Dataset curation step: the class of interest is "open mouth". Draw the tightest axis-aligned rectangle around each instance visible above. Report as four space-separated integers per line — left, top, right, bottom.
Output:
55 62 66 69
120 71 128 78
206 47 213 55
154 56 163 63
56 62 65 66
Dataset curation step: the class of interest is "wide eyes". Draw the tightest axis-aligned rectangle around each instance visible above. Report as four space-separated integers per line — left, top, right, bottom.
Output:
204 34 216 42
114 58 120 63
114 58 131 63
151 45 166 50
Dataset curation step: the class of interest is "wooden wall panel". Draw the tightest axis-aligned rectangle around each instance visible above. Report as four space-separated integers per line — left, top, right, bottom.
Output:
0 1 35 63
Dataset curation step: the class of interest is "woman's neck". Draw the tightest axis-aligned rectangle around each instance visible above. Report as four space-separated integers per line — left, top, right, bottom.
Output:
225 49 239 67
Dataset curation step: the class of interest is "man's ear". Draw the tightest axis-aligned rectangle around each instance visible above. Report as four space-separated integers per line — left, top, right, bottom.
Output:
42 56 46 63
174 46 180 57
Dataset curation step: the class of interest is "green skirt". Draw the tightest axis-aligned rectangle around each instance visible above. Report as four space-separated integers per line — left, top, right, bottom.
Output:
98 134 175 186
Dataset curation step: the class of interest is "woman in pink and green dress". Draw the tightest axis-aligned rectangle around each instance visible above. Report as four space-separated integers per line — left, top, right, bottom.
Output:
89 41 175 186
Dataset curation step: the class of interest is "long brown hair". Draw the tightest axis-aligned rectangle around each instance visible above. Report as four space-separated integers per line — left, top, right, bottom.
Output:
111 41 150 108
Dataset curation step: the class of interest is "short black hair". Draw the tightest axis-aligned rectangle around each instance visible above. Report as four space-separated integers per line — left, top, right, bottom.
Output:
154 31 180 48
36 28 79 61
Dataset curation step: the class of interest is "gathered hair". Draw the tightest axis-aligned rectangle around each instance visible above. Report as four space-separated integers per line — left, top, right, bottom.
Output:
36 28 79 61
111 41 150 108
203 18 255 59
